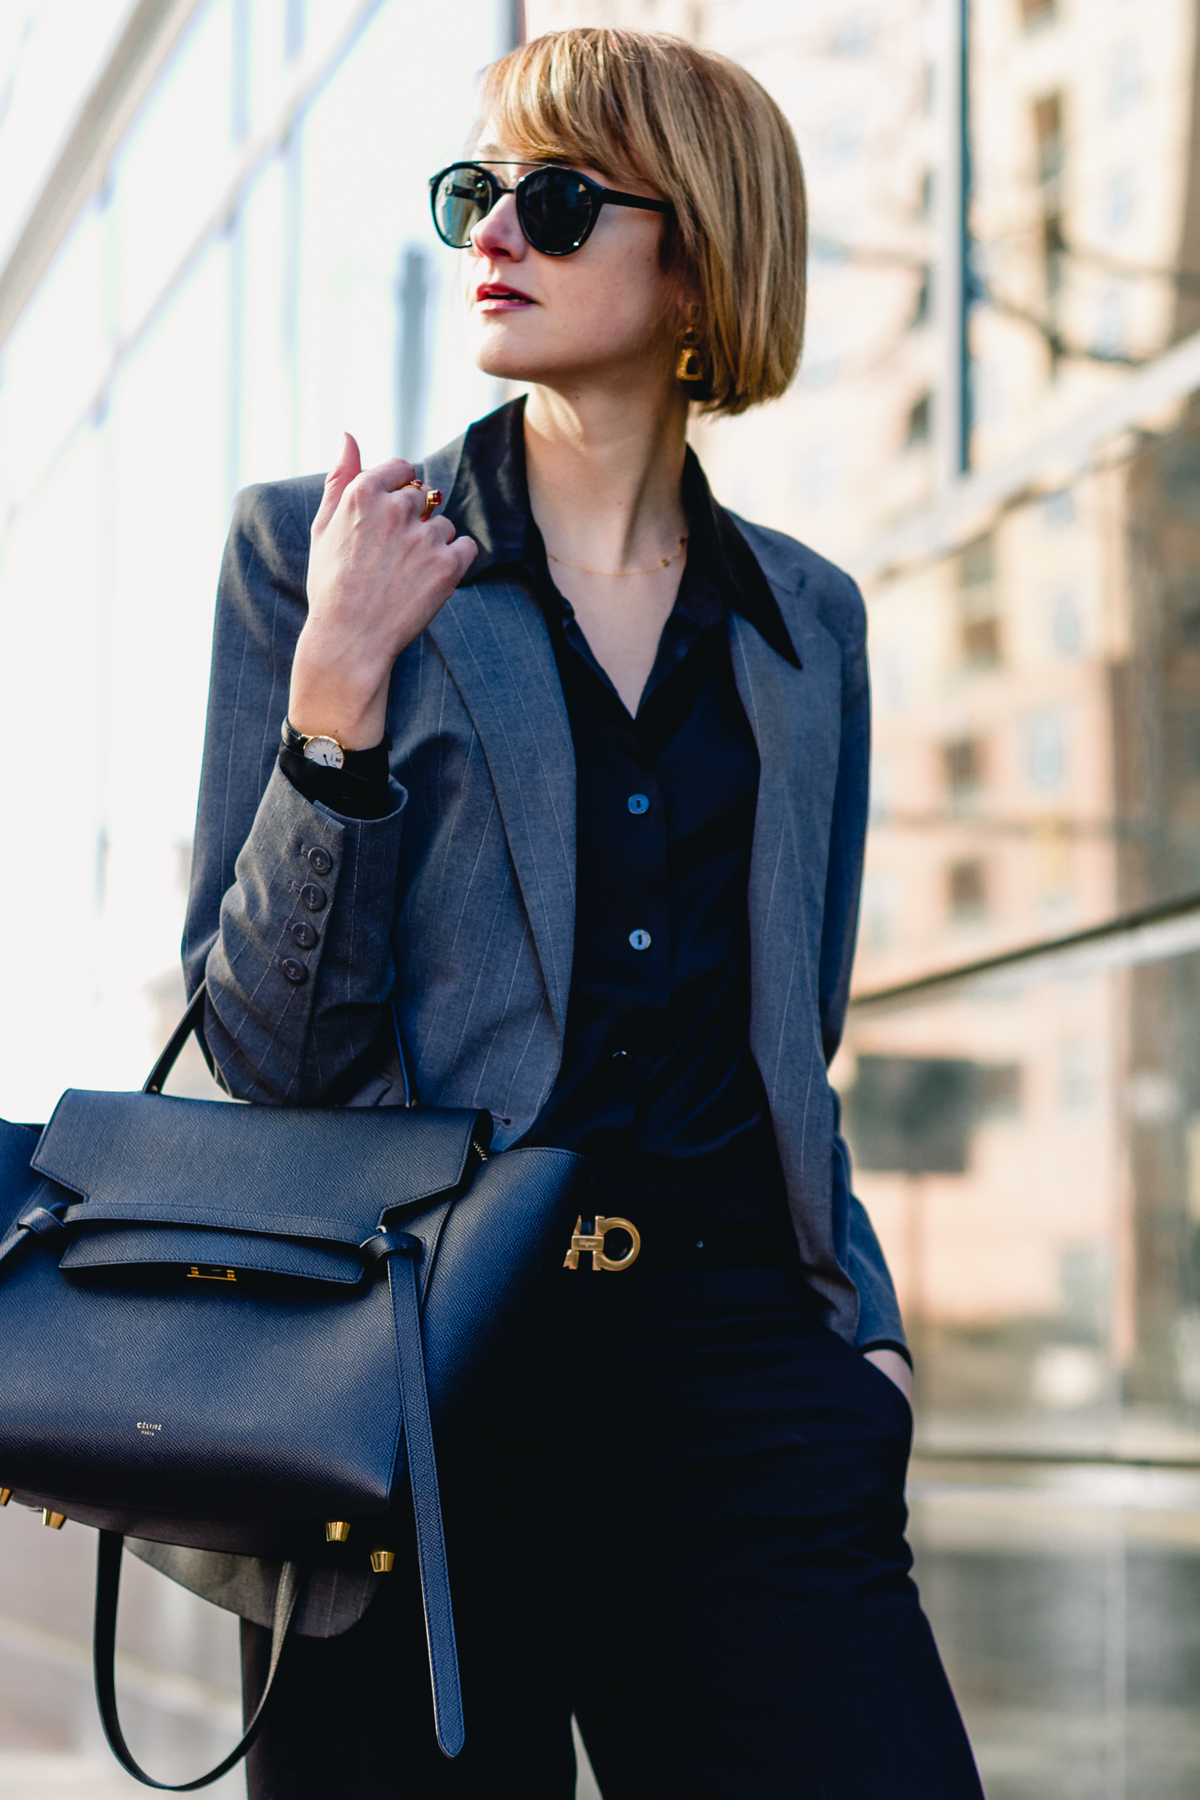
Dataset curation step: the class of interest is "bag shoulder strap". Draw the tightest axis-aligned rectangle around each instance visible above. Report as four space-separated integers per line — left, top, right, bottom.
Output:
93 1531 301 1791
362 1228 465 1755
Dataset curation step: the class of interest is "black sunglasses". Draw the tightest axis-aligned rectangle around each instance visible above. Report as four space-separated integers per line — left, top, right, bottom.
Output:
429 161 672 258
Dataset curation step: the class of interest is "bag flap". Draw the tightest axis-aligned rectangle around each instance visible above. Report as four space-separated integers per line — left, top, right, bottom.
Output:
32 1090 488 1242
58 1224 365 1285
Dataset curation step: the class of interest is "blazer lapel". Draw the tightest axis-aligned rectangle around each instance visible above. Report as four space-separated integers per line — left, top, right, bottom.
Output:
729 577 845 1257
426 577 577 1036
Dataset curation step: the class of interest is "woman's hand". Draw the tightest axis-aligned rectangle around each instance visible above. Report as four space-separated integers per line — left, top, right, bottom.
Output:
288 433 478 749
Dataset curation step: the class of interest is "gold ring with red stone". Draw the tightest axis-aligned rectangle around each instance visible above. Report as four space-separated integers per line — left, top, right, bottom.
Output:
403 477 443 522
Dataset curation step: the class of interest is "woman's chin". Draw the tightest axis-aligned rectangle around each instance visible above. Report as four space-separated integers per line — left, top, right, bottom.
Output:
472 342 552 386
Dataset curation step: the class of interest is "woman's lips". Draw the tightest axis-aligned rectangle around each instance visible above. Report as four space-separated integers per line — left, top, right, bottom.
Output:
475 284 534 311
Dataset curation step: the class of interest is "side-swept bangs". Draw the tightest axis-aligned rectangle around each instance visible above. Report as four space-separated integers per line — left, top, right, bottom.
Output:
477 29 806 416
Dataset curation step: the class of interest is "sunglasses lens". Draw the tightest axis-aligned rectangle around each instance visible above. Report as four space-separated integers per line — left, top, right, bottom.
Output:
518 167 596 255
431 167 494 247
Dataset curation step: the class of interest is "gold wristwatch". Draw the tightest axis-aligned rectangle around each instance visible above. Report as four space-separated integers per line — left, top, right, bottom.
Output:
280 718 350 770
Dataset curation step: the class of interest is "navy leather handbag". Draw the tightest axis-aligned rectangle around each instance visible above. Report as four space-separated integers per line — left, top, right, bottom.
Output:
0 985 587 1788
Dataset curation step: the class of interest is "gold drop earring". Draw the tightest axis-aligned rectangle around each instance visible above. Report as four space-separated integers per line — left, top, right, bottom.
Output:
675 302 705 383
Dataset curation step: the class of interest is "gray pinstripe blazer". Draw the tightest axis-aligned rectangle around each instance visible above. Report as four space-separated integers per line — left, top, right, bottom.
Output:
158 423 905 1632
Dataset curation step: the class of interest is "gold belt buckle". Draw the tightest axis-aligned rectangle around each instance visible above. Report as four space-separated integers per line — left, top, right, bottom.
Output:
563 1214 641 1273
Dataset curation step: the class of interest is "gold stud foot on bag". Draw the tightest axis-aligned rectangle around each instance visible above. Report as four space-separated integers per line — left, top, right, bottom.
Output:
0 1488 11 1507
370 1549 395 1573
325 1520 351 1543
43 1510 66 1529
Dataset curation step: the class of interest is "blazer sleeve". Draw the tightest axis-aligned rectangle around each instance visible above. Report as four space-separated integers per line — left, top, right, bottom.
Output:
817 578 909 1355
183 479 409 1105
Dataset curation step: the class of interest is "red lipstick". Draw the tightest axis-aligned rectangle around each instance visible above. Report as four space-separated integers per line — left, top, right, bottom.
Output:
475 282 534 309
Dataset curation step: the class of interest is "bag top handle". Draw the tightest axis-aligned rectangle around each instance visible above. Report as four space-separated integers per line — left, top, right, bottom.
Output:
142 984 418 1106
142 986 208 1096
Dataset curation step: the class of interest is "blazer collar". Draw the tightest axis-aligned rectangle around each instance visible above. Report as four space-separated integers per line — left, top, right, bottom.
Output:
438 398 800 669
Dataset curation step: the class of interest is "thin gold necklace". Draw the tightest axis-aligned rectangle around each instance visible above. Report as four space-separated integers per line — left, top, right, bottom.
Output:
546 534 688 578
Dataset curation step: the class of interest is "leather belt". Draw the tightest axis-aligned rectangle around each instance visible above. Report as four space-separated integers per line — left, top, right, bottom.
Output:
562 1215 798 1275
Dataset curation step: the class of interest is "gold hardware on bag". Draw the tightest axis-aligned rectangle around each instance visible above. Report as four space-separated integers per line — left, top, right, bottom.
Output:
43 1510 66 1529
325 1520 351 1543
0 1488 11 1507
187 1266 237 1282
563 1215 641 1273
370 1549 395 1573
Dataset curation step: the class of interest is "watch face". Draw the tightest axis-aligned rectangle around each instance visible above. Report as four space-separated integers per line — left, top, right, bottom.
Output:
303 735 345 769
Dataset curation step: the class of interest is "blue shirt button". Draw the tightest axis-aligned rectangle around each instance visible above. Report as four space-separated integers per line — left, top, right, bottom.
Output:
627 793 650 815
628 928 652 951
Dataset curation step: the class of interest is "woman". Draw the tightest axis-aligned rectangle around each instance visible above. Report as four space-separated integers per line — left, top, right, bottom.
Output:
181 27 982 1799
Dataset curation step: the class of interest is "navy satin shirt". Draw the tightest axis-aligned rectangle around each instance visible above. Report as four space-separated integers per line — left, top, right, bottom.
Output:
286 400 801 1177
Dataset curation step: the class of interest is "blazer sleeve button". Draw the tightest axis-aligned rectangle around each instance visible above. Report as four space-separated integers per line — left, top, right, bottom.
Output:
281 958 308 984
308 846 333 875
291 921 317 950
300 884 327 912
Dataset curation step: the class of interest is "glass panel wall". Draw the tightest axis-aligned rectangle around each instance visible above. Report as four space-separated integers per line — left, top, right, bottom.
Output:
0 0 509 1121
0 0 137 266
840 416 1200 1796
0 4 512 1788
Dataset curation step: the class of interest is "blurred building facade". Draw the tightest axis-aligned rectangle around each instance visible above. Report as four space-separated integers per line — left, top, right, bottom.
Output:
7 0 1200 1796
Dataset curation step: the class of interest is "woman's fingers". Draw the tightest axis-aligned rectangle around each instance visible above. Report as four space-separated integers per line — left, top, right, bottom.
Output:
302 431 476 715
447 534 478 580
360 456 419 496
312 432 362 533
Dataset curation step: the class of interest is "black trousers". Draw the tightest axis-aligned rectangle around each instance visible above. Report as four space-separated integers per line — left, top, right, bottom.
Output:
243 1247 983 1799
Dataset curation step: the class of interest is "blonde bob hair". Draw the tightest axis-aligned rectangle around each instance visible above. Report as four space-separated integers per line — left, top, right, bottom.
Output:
476 29 806 416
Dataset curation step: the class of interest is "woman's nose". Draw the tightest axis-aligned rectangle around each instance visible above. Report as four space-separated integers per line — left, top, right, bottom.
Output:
471 190 524 261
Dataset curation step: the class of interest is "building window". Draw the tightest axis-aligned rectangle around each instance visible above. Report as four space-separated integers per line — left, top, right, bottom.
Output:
1042 211 1066 299
1108 44 1140 115
1033 95 1063 186
957 535 1002 666
944 736 983 799
1104 170 1135 238
1034 95 1065 302
949 858 988 920
1059 1036 1098 1112
1051 586 1083 657
1042 490 1075 528
1026 709 1067 789
911 266 931 329
977 1064 1022 1117
906 392 932 446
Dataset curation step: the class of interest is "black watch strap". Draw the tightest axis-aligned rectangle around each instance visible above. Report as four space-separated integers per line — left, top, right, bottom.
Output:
278 731 395 822
280 718 351 758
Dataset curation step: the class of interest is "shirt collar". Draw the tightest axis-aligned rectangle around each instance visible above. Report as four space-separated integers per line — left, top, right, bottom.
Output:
441 396 800 669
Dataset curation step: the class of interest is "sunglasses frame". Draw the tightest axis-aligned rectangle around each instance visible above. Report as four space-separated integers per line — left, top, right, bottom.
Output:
429 161 672 257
